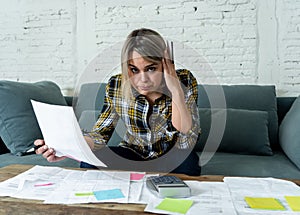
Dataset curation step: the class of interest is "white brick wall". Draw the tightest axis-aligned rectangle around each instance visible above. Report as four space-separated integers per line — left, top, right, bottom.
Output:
0 0 76 95
277 0 300 96
93 0 258 86
0 0 300 96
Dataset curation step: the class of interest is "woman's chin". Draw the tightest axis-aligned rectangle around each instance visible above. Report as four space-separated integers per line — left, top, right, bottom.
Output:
137 87 151 94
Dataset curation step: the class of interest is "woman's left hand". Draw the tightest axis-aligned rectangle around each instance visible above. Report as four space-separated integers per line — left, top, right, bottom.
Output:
162 50 192 133
162 50 182 94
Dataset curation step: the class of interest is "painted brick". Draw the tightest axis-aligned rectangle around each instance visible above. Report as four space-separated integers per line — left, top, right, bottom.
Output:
0 0 299 96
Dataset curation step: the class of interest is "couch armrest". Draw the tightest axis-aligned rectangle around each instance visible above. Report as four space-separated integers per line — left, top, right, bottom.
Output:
277 97 296 125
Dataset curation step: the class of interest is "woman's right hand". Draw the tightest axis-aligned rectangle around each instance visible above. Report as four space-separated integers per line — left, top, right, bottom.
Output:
34 139 66 162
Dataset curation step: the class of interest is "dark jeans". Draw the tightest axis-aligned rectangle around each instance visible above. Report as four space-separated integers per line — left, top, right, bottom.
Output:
80 146 201 176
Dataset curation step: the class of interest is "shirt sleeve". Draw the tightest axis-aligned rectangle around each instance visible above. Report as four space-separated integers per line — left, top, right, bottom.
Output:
174 70 201 149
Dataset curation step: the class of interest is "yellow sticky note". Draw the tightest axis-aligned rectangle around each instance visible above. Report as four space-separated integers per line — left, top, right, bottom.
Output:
285 196 300 211
245 197 285 210
155 198 194 214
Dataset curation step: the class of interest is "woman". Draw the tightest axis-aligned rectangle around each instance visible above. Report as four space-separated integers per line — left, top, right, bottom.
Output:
35 28 201 176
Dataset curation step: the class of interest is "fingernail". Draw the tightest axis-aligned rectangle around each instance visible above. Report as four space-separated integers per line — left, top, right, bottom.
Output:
43 145 48 150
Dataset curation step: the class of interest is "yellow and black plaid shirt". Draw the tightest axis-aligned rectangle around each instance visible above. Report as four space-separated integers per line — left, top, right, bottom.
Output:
88 69 200 159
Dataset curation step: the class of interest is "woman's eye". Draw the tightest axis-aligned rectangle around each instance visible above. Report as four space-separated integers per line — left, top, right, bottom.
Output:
130 68 138 74
147 67 157 72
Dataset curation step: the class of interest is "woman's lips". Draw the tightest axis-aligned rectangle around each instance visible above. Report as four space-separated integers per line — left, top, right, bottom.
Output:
139 86 151 91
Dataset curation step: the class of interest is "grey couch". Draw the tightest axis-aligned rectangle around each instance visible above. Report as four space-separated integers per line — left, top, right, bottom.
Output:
1 82 300 179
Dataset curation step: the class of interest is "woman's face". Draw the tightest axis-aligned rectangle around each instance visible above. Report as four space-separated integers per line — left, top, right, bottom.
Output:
127 51 163 99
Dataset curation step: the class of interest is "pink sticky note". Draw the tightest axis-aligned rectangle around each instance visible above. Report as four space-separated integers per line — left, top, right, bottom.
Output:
130 173 145 181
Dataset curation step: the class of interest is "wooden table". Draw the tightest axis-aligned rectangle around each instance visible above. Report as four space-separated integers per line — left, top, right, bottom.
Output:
1 164 299 215
0 164 224 215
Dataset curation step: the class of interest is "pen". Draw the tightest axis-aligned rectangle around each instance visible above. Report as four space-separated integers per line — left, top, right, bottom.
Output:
33 145 42 151
17 145 42 156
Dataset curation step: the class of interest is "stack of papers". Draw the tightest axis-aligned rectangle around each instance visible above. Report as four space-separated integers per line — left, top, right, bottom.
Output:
0 165 237 215
0 165 139 204
2 166 300 214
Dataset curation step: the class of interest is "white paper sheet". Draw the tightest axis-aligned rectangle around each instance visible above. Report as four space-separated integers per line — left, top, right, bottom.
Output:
224 177 300 215
0 166 134 204
144 181 237 215
31 100 106 167
3 165 300 215
128 181 144 203
44 170 131 204
0 165 74 200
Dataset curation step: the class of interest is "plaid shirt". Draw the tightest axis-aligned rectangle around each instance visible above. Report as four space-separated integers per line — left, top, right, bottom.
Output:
88 69 200 159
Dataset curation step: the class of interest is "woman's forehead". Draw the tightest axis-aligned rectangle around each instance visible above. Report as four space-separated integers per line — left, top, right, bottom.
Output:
128 51 161 65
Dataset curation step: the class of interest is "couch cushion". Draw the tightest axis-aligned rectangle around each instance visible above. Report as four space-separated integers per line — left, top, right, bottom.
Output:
279 96 300 170
197 85 278 149
197 108 272 155
0 153 80 168
200 151 300 179
0 80 67 155
74 82 106 119
76 83 123 147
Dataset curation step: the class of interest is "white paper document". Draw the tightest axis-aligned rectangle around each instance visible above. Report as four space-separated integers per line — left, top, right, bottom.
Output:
224 177 300 215
0 165 73 200
44 169 131 204
0 166 133 204
2 165 300 215
31 100 106 167
144 181 237 215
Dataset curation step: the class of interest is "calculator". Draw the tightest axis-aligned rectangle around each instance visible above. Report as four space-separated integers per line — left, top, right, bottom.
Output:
146 175 191 198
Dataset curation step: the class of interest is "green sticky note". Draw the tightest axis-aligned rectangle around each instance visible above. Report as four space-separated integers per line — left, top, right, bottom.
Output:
245 197 285 210
285 196 300 211
155 198 193 214
75 192 94 197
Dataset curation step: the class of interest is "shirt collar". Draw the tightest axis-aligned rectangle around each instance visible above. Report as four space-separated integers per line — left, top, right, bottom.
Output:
131 87 171 105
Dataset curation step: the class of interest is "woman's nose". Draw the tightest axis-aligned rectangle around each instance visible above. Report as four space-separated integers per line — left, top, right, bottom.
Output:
140 72 149 82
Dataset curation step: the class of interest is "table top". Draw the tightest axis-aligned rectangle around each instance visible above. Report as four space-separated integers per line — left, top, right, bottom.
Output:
0 164 224 215
1 164 300 215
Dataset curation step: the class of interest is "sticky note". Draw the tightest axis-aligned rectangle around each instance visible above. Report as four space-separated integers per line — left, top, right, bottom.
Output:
130 173 145 181
93 189 125 201
155 198 194 214
285 196 300 211
245 197 285 210
75 192 94 197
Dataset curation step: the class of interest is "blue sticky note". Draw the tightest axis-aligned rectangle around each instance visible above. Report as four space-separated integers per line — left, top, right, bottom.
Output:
93 189 125 201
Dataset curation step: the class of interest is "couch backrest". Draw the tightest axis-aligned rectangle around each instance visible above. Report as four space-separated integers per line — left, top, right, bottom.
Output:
73 83 106 119
74 83 122 146
74 83 280 150
197 85 278 150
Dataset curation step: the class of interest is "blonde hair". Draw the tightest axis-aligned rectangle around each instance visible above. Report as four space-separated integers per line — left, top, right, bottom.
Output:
121 28 166 99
